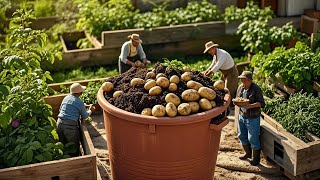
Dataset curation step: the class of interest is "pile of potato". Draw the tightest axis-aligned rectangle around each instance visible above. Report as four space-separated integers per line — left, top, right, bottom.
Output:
102 70 224 117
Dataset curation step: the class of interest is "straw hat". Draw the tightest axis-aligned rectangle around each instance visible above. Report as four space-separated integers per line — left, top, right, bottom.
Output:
70 83 86 94
203 41 219 53
128 33 143 44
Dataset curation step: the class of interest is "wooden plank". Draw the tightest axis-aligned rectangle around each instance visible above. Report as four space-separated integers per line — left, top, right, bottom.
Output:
81 124 96 155
85 31 102 48
48 77 109 92
43 94 67 119
260 122 300 176
101 21 225 48
0 155 96 180
301 15 320 35
261 112 307 147
236 61 250 75
268 76 297 95
261 115 320 176
296 140 320 175
305 131 320 142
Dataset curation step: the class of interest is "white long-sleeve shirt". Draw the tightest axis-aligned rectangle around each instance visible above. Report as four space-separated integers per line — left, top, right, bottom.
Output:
209 48 235 73
119 41 146 64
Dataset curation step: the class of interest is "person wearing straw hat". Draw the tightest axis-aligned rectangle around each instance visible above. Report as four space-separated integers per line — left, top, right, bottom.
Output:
57 83 94 156
118 33 150 73
236 71 265 166
203 41 239 106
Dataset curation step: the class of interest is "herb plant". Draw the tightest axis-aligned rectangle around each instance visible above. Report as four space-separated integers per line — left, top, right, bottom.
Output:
80 81 104 104
264 93 320 141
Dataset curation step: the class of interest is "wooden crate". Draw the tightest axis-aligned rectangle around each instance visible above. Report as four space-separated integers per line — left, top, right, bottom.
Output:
0 123 97 180
260 112 320 178
301 15 320 35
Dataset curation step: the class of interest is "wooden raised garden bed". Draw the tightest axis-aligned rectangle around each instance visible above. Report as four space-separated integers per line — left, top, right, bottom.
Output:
0 123 98 180
57 21 241 70
260 112 320 178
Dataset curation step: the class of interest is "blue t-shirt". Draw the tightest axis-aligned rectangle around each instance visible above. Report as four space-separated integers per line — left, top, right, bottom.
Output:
58 94 90 122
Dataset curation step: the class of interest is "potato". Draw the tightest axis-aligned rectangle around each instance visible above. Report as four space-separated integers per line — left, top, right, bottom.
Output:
146 79 154 83
214 80 225 91
146 72 156 79
144 80 157 90
199 98 213 110
168 83 178 92
152 105 166 117
210 101 216 108
156 73 166 79
166 103 177 117
181 89 200 102
135 60 145 68
131 78 145 86
188 102 200 113
156 77 170 88
181 72 192 81
141 108 152 116
177 103 191 116
170 75 180 84
187 80 203 90
198 87 216 100
113 91 124 98
101 82 113 92
165 93 181 106
149 86 162 96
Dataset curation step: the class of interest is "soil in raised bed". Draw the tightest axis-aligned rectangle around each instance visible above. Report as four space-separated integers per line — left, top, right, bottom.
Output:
103 63 225 116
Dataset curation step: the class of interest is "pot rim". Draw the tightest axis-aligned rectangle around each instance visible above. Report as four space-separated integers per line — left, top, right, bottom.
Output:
97 87 231 125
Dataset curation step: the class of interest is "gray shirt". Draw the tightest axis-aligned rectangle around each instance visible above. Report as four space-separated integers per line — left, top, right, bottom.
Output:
119 41 146 64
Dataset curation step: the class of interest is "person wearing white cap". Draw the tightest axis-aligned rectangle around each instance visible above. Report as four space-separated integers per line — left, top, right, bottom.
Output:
118 33 150 73
57 83 94 156
203 41 239 106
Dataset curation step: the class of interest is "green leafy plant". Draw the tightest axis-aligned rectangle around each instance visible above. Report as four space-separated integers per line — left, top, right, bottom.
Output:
0 9 74 169
76 37 94 49
76 0 222 38
34 0 54 17
251 42 320 91
269 22 297 46
264 93 320 141
162 59 186 70
224 1 273 23
80 81 103 104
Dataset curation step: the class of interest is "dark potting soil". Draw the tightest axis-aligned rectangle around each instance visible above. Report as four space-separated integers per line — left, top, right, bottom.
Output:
104 63 225 114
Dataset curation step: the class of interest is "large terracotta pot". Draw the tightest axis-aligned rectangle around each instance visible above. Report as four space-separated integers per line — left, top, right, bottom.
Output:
97 88 231 180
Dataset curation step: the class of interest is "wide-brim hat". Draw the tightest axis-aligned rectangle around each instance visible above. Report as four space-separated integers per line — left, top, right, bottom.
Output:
128 33 143 44
203 41 219 53
238 71 253 80
70 83 86 94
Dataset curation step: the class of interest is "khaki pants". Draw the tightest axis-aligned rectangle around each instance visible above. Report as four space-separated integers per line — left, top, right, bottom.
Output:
220 65 239 104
